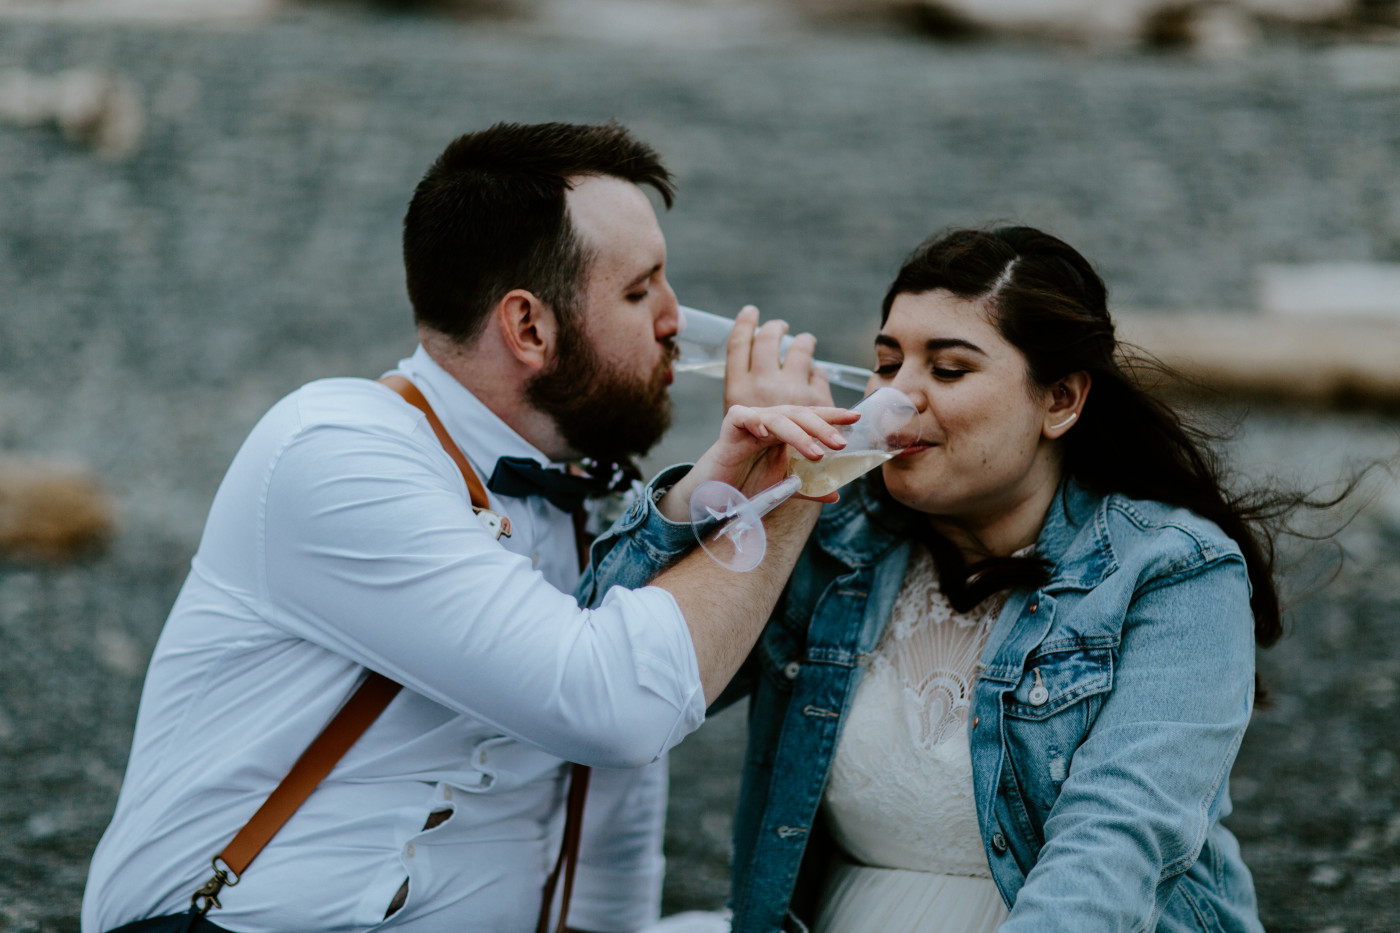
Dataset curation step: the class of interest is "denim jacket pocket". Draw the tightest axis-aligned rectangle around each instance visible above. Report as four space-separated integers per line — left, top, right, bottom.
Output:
1000 645 1118 827
1002 644 1115 722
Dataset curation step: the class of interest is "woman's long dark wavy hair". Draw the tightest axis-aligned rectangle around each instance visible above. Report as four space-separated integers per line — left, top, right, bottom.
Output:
871 226 1311 690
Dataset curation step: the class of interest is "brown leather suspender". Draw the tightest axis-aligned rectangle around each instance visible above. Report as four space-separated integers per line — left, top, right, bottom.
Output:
190 673 404 913
190 376 590 932
378 375 492 506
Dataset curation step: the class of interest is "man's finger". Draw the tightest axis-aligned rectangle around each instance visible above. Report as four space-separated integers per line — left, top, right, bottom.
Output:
750 319 788 377
725 305 760 375
782 332 817 376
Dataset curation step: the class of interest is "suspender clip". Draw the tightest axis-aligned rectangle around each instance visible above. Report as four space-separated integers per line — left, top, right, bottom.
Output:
190 857 239 917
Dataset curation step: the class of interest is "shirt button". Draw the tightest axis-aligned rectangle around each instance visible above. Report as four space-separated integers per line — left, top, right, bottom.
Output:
991 833 1008 854
531 551 540 568
783 661 801 680
405 843 416 859
442 786 453 801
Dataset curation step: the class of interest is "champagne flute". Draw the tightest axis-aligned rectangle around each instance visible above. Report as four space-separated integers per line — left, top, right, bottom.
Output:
688 387 920 572
675 305 874 393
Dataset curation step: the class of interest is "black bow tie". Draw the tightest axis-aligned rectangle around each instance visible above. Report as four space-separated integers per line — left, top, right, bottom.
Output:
486 456 640 513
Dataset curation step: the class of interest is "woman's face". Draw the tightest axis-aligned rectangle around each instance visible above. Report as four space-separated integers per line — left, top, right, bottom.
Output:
872 289 1064 530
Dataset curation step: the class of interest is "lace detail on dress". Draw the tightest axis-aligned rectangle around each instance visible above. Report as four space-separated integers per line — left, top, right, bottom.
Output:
883 548 1000 748
822 547 1006 878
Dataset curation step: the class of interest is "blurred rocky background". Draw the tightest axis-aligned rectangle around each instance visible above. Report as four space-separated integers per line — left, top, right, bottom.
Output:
2 1 1399 930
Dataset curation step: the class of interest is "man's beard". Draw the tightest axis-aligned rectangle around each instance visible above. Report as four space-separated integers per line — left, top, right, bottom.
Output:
525 317 675 463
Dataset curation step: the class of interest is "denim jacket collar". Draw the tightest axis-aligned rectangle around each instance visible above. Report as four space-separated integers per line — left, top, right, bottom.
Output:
1035 478 1119 593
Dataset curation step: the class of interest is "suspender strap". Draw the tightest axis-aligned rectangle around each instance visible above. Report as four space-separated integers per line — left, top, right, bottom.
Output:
223 674 402 877
538 763 592 933
191 672 402 915
378 374 491 509
378 375 593 930
189 373 592 928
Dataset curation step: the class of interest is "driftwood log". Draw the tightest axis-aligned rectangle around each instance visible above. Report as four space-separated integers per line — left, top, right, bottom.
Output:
1117 312 1400 410
0 456 115 562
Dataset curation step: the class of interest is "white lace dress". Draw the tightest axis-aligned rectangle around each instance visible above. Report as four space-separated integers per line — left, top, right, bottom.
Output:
815 547 1011 933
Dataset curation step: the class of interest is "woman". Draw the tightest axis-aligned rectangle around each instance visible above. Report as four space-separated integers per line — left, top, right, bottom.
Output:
584 226 1278 933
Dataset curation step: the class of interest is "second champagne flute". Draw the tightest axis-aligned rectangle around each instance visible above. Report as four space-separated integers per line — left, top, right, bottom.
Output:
674 305 874 393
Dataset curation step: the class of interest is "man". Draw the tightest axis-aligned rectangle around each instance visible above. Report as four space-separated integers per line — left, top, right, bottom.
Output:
82 122 840 933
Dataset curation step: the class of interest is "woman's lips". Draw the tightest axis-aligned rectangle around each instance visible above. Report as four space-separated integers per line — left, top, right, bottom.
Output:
895 443 934 458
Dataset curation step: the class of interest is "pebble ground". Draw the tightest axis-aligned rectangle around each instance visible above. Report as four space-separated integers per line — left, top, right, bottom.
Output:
1 5 1399 930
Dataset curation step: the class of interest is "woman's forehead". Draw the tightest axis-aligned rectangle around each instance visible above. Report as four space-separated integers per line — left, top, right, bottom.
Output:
881 290 1003 345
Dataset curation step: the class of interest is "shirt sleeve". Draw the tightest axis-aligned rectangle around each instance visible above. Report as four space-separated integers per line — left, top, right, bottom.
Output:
255 420 705 769
565 759 669 932
1000 554 1255 931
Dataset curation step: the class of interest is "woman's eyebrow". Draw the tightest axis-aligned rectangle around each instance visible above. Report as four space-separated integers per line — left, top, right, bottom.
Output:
925 337 986 355
874 333 986 355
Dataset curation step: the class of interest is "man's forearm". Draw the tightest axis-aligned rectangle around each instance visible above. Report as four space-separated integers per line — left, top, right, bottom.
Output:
652 497 820 705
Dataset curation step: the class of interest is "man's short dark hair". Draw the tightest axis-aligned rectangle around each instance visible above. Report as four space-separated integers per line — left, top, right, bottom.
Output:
402 121 675 344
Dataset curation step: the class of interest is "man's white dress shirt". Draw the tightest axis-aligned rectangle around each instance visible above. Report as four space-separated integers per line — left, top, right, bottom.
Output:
82 347 705 933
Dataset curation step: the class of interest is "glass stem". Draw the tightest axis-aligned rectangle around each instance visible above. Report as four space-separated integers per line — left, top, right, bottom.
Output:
747 474 804 519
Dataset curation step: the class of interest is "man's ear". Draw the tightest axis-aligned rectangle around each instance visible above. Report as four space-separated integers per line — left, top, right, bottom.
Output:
494 289 557 372
1043 370 1091 439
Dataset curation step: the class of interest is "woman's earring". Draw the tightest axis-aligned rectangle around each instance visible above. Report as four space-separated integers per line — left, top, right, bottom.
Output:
1049 412 1078 431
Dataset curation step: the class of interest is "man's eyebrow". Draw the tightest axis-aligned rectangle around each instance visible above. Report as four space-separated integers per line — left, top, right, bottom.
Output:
874 333 987 355
624 265 662 289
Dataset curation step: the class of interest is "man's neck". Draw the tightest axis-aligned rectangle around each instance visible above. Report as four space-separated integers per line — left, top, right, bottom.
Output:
418 328 574 461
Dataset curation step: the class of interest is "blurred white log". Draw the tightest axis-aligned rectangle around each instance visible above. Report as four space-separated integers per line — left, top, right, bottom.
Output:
1257 264 1400 318
0 68 144 158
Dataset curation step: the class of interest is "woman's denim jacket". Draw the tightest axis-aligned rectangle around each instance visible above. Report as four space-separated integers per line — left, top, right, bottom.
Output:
578 468 1263 933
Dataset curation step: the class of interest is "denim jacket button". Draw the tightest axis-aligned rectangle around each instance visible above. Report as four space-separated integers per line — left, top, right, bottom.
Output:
783 661 801 680
991 832 1008 853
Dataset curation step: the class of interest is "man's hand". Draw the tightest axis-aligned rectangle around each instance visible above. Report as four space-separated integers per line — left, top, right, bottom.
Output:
722 305 836 411
657 403 859 523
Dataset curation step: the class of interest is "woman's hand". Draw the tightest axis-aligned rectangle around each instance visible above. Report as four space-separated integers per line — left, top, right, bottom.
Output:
657 403 859 523
723 306 836 411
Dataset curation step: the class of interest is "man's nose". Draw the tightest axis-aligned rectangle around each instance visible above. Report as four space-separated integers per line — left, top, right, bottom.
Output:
654 280 680 340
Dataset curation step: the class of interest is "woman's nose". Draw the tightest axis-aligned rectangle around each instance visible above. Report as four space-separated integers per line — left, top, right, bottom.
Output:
890 369 928 410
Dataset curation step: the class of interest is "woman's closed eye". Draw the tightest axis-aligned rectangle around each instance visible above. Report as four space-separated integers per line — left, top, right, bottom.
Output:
932 366 969 380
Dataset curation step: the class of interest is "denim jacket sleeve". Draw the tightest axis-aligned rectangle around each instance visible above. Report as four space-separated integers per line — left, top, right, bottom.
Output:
1001 549 1256 931
576 464 697 609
